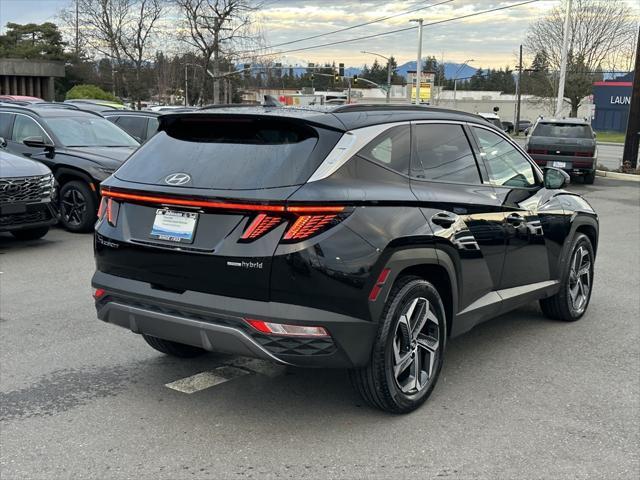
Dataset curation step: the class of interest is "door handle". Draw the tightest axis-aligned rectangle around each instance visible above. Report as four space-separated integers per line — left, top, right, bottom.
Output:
431 212 457 227
506 213 524 225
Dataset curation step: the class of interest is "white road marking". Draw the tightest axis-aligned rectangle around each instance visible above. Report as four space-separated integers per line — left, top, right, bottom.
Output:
165 366 249 394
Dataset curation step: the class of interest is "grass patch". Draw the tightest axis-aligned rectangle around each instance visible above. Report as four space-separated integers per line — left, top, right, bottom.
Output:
595 131 625 143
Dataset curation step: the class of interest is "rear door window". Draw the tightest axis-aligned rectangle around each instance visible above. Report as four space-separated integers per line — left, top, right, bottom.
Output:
114 116 147 141
412 123 481 184
0 112 14 138
115 116 329 190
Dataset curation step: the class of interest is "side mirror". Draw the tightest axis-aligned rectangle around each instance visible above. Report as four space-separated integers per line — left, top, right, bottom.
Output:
593 132 597 138
544 167 570 189
23 136 53 149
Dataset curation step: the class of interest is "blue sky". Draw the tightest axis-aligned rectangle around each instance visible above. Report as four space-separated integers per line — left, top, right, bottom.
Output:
1 0 638 69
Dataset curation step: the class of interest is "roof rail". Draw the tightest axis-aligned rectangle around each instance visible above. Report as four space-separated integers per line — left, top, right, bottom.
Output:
331 103 432 113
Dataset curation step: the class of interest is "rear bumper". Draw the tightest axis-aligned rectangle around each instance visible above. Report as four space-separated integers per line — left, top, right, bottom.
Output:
92 271 377 368
530 155 596 173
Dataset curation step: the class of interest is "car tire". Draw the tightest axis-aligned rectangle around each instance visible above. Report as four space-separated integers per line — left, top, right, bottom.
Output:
583 171 595 184
59 180 97 233
349 276 446 413
540 233 594 322
143 334 207 358
10 226 49 240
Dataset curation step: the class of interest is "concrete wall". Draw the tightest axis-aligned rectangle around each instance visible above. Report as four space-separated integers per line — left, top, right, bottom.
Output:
0 58 65 101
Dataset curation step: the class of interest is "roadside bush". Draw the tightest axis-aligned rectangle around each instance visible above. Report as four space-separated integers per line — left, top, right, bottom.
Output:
65 84 121 103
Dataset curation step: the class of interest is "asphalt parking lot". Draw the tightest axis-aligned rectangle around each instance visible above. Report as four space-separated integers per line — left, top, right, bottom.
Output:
1 177 638 479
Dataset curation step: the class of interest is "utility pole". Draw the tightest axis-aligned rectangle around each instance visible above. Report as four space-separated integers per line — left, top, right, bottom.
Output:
555 0 572 117
514 45 523 136
184 64 188 107
75 0 79 57
622 26 640 169
410 18 424 105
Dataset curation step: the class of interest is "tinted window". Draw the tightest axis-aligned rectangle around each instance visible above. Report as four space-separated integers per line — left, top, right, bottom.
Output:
12 115 47 143
533 123 592 138
115 117 326 189
473 127 537 188
146 117 159 140
413 124 480 183
114 116 147 141
0 112 14 138
46 116 139 147
358 125 410 174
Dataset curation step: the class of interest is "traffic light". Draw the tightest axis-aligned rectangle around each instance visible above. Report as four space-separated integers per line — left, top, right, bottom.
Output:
339 63 344 77
334 72 340 82
353 75 358 85
243 64 250 78
310 74 315 81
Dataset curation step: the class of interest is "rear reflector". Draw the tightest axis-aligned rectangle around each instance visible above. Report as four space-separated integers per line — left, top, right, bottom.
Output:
245 319 330 337
369 267 391 301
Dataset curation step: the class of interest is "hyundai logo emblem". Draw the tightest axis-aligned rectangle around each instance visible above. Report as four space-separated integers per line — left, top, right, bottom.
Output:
164 173 191 186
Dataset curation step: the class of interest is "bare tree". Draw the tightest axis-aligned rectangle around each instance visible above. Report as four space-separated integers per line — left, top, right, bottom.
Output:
61 0 163 107
525 0 636 116
173 0 259 104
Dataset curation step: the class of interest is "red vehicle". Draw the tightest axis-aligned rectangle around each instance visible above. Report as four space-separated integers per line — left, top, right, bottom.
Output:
0 95 44 103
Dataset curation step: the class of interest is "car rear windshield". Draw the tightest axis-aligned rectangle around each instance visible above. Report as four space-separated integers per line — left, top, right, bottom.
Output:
532 123 592 138
114 116 323 190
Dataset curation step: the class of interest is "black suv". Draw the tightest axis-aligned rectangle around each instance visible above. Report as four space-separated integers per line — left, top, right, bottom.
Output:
92 105 598 413
0 150 57 239
0 105 139 232
102 110 160 143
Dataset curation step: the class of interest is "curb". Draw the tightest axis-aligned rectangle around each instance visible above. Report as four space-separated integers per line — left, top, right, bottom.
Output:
596 170 640 182
597 141 624 146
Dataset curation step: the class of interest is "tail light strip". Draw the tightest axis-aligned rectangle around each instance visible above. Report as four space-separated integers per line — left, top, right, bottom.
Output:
101 189 344 214
100 188 347 242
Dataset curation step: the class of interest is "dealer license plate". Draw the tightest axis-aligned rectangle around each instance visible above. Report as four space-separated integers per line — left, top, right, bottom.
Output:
150 209 198 244
552 161 566 168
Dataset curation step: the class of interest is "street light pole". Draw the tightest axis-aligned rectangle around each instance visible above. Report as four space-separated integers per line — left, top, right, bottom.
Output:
361 51 392 103
555 0 572 117
410 18 424 105
184 64 188 106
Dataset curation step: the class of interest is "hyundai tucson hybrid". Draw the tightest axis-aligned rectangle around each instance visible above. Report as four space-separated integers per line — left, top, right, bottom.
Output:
0 150 57 239
92 105 598 413
525 118 597 184
0 105 139 232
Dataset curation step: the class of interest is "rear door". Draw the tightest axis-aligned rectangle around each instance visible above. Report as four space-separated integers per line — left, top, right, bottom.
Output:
410 121 506 313
96 115 342 301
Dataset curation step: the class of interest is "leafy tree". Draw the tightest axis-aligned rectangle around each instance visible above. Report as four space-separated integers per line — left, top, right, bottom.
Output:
66 84 121 102
0 22 66 59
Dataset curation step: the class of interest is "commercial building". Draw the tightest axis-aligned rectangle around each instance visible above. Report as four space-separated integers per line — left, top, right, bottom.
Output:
591 74 633 133
0 58 65 101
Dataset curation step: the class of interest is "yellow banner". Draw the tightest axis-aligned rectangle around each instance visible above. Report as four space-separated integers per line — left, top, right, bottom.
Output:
411 82 431 100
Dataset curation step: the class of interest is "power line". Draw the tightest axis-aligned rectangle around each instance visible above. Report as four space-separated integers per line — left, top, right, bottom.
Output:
238 0 540 61
235 0 454 55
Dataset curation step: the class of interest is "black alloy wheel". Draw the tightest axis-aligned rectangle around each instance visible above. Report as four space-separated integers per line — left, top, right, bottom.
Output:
350 276 446 413
59 180 96 233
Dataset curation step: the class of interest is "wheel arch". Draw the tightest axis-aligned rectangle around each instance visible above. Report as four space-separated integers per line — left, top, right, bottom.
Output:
53 166 99 198
372 247 459 337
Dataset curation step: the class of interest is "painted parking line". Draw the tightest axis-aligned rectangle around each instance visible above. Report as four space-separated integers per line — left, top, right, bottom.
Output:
165 366 249 394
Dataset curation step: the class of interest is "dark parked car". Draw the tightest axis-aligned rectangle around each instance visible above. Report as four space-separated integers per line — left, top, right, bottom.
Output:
0 150 57 239
501 120 514 133
92 105 598 413
525 118 597 184
0 105 139 232
517 120 532 133
102 110 160 143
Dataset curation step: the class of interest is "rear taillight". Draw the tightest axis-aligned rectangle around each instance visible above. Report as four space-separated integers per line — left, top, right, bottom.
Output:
245 319 330 337
282 214 339 241
97 197 119 226
575 151 593 157
93 288 106 300
528 149 547 155
240 213 283 240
